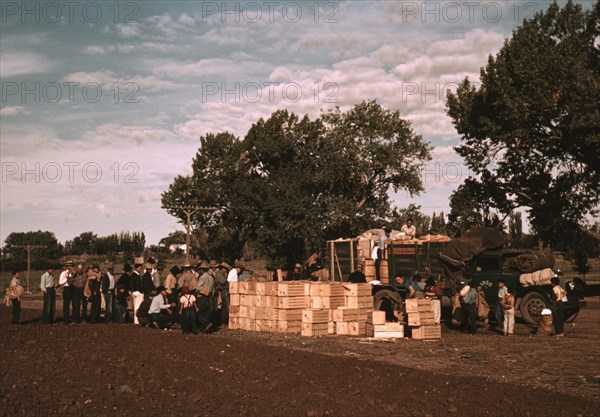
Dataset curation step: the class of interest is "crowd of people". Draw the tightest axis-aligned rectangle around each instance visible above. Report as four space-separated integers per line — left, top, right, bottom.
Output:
6 258 251 334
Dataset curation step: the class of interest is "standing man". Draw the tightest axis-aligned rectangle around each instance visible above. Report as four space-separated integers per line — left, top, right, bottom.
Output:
101 264 116 323
165 265 181 304
115 263 132 323
178 263 195 288
71 263 87 324
9 271 23 324
40 266 56 324
215 263 231 326
551 277 566 337
196 261 215 333
376 227 391 281
142 262 156 299
401 219 417 238
86 264 102 323
495 279 508 331
58 260 75 324
130 263 144 324
460 281 479 335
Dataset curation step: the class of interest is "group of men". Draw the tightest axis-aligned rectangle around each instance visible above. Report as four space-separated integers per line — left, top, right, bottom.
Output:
36 258 248 334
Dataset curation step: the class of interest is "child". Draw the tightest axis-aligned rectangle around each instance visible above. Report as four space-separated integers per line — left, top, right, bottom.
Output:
500 287 515 336
179 286 198 335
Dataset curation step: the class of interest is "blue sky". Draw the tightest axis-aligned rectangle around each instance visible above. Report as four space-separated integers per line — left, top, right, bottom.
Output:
0 1 588 245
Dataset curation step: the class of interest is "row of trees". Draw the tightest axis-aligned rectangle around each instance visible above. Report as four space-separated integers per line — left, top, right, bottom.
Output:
162 101 432 267
2 230 146 271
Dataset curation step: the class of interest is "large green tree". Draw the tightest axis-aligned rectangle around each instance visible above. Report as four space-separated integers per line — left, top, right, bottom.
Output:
446 0 600 249
162 100 431 267
3 231 62 269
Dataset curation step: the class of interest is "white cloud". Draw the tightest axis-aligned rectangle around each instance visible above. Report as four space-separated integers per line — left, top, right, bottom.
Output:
0 51 56 77
0 106 29 116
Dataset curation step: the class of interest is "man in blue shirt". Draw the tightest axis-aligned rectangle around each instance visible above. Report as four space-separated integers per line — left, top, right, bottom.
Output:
395 274 423 299
40 267 56 324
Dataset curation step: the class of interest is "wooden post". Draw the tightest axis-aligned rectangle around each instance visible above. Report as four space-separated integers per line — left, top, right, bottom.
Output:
330 241 335 282
349 239 354 274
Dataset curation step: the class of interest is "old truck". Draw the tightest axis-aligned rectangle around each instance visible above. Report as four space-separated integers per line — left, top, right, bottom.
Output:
330 228 585 325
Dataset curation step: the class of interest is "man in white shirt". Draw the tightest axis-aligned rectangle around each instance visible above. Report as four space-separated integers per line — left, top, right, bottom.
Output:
148 286 175 329
58 261 75 324
227 264 244 283
401 218 417 238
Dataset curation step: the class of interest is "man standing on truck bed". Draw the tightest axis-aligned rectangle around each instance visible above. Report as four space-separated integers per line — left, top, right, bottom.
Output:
401 219 416 238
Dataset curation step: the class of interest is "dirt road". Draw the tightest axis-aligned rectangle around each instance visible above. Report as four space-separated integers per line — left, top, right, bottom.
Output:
1 297 598 416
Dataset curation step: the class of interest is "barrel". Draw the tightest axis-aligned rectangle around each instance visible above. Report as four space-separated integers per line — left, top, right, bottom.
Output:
364 259 376 282
379 259 389 284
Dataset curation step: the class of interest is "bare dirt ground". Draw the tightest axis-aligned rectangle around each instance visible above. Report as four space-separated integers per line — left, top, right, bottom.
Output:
1 296 599 417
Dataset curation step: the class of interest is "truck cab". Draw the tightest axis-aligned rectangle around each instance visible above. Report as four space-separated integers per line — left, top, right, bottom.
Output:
468 250 584 325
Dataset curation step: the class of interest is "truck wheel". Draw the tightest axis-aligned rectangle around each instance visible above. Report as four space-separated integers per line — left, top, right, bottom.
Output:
374 289 402 322
520 292 549 325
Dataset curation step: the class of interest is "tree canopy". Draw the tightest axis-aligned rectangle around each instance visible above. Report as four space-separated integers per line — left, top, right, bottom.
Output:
446 0 600 249
162 100 432 267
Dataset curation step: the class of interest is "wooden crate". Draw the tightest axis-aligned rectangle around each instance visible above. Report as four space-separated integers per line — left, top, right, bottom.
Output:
230 282 239 294
247 281 257 294
278 296 307 309
336 321 366 336
265 282 278 296
256 282 266 295
405 298 432 313
302 309 329 323
229 317 240 330
346 296 373 309
308 283 321 297
275 309 303 321
412 324 441 340
239 281 249 294
277 320 301 334
277 282 306 297
328 321 336 335
301 322 328 337
367 310 386 325
333 307 360 322
239 305 249 318
320 283 345 297
265 296 277 308
344 283 372 297
230 294 240 306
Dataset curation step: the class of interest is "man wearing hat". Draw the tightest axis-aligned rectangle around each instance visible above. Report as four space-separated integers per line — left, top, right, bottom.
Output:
348 263 366 283
215 263 231 326
285 263 304 281
101 264 116 323
178 263 195 289
114 264 132 323
196 261 215 333
148 286 176 329
142 262 156 299
165 265 181 304
86 264 102 323
40 266 56 324
58 261 75 323
130 263 144 324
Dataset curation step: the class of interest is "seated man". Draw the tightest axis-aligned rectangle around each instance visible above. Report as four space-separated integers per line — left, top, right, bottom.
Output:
348 264 366 283
394 274 423 299
147 286 176 329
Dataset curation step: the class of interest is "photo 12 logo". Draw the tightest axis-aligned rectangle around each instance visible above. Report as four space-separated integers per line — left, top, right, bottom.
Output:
201 81 339 104
399 1 543 24
0 1 139 24
200 1 339 23
1 82 139 104
2 162 139 184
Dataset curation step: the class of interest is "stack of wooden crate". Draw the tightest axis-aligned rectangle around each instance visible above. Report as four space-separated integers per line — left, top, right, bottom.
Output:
366 310 404 338
405 298 441 340
229 281 373 336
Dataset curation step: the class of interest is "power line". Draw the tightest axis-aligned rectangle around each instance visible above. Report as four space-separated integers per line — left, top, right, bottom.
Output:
161 206 216 261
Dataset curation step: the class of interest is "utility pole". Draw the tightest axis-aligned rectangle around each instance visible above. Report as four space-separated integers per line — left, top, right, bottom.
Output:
13 244 47 294
161 205 216 262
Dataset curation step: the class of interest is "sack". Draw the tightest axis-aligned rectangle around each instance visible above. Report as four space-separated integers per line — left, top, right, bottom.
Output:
451 294 464 326
477 289 490 320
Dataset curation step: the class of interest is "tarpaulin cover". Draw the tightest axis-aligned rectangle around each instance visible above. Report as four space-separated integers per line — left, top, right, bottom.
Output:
507 253 555 273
